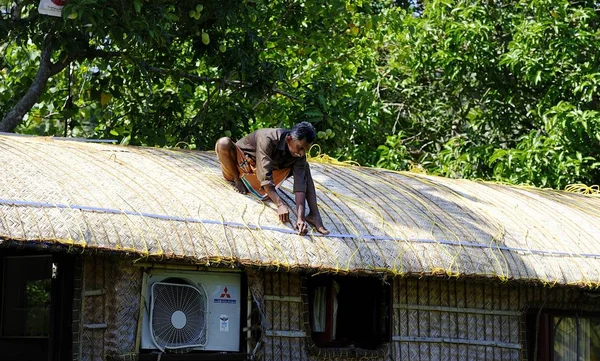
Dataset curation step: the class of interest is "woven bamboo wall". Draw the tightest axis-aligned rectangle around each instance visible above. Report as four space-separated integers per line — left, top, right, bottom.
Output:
80 255 142 361
259 272 306 361
392 278 521 360
259 272 600 361
392 277 600 360
75 259 600 361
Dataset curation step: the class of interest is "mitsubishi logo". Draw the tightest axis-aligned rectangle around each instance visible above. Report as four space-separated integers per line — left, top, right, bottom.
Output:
214 286 236 304
220 287 231 299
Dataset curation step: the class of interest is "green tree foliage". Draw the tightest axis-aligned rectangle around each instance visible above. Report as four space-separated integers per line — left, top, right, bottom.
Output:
381 0 600 188
1 0 397 158
1 0 599 189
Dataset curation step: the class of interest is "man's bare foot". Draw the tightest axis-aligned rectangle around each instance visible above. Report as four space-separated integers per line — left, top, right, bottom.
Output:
306 213 330 235
233 178 248 194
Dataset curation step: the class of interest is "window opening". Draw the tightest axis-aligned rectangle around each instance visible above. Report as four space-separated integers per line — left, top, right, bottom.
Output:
528 310 600 361
1 255 52 337
308 275 391 349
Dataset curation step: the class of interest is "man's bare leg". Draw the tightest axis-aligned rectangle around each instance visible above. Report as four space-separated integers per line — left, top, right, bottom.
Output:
215 137 248 194
303 164 329 234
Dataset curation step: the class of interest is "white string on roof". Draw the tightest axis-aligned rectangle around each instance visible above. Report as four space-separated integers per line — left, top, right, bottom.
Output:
1 198 599 260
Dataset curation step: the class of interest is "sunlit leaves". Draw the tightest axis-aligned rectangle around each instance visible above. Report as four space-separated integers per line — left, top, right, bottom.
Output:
377 0 600 188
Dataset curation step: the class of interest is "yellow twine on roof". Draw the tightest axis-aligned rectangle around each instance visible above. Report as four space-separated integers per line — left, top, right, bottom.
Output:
172 141 193 149
408 162 428 174
565 183 600 196
307 144 361 167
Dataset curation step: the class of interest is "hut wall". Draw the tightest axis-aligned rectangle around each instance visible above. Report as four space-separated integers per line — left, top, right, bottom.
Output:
390 277 600 361
79 255 142 361
260 272 600 361
260 271 306 361
75 261 600 361
391 278 521 361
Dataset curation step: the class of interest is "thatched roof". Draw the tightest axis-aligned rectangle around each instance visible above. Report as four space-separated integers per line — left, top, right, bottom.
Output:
1 133 599 286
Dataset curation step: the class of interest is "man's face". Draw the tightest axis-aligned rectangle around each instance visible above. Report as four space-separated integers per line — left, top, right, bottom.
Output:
285 135 312 158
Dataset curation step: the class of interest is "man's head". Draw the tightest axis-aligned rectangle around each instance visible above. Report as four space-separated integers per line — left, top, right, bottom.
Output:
286 121 316 158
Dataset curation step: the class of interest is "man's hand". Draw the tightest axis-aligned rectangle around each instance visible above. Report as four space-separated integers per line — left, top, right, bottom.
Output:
277 203 290 224
296 218 308 235
263 184 290 224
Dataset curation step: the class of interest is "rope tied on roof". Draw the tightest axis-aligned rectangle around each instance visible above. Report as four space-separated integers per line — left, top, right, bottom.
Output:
565 184 600 196
307 144 360 167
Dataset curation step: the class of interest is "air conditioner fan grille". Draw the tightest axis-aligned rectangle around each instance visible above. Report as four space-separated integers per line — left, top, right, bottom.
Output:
150 281 207 350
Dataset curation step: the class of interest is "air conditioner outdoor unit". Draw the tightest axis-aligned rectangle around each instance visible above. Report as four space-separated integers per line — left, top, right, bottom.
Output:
140 270 241 352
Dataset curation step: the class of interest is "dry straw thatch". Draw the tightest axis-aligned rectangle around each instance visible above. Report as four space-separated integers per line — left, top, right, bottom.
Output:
1 134 600 286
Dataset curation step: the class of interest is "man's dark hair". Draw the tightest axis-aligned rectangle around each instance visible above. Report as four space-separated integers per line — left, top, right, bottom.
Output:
290 121 316 143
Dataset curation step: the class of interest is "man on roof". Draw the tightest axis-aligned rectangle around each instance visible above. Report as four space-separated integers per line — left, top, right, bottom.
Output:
215 121 329 236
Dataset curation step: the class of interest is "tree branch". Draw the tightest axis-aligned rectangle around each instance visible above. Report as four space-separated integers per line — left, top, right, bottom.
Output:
0 41 123 133
11 0 23 21
0 38 68 132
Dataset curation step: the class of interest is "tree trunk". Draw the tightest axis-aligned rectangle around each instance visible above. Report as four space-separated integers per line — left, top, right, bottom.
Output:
0 39 68 133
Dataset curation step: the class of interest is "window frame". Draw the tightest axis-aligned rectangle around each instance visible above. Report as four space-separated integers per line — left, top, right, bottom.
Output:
0 250 75 361
0 255 53 338
305 274 392 350
526 308 600 361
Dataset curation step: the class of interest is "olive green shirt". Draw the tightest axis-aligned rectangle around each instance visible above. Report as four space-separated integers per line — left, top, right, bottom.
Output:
236 128 309 193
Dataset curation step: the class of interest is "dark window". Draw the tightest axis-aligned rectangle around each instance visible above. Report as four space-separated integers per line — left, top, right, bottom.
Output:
0 252 75 361
2 256 52 337
308 275 391 349
527 309 600 361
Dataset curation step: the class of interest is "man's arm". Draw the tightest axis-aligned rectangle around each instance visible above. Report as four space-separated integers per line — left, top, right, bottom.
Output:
264 185 308 234
295 191 308 235
263 184 292 224
291 159 309 234
296 162 329 235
